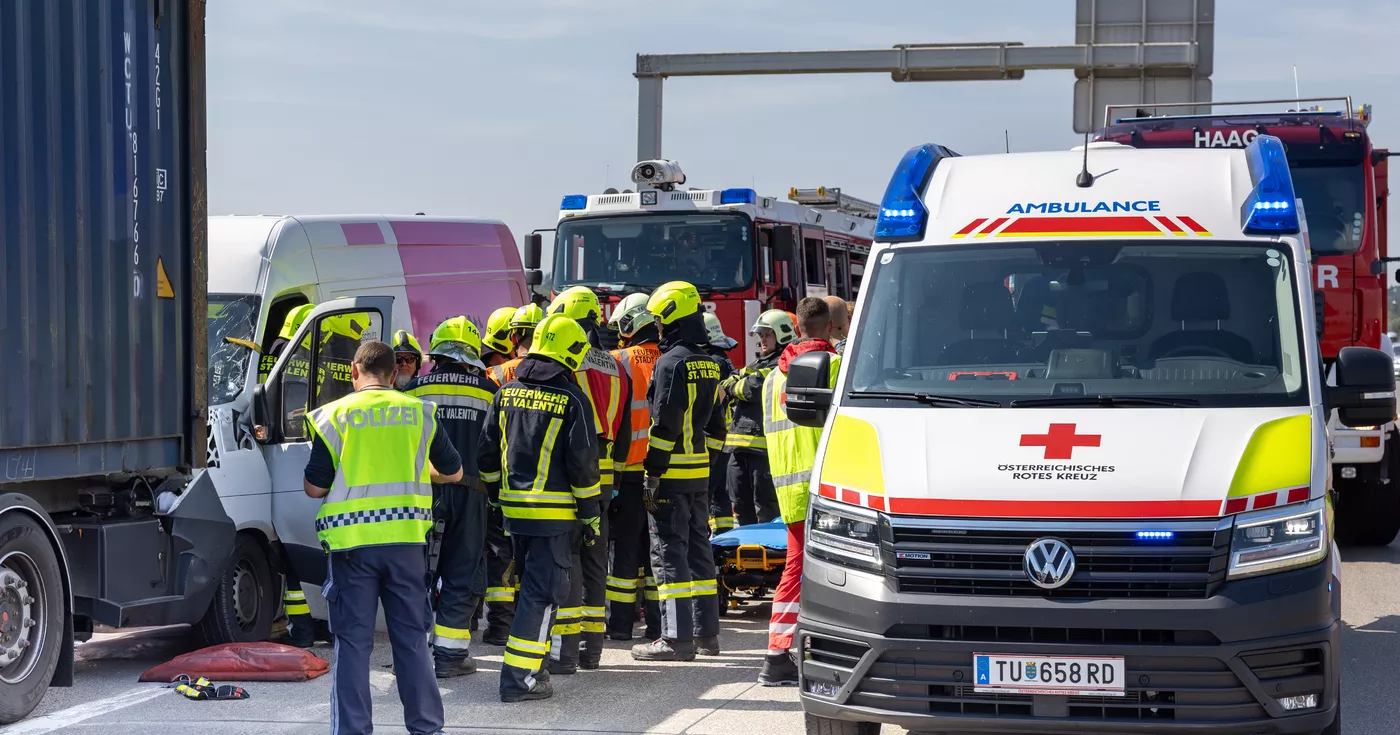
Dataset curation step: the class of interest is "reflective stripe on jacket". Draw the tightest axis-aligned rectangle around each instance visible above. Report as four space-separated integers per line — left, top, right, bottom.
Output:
573 347 627 486
487 357 522 387
404 364 496 481
611 343 660 472
306 389 438 550
762 355 841 524
722 350 780 453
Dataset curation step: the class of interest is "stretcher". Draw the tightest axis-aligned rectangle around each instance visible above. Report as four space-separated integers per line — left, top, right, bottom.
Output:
710 521 787 615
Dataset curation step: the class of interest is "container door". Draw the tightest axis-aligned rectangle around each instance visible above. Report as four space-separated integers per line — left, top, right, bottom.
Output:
258 297 394 585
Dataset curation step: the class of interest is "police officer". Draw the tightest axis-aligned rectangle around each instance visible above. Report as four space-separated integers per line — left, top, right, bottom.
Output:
303 340 462 735
720 310 793 526
632 282 727 661
543 287 628 673
701 313 738 533
488 303 544 385
605 293 663 642
392 330 424 390
478 305 521 645
404 317 496 678
478 314 602 703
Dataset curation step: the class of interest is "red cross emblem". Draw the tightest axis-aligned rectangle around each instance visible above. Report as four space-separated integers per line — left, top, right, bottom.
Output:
1020 423 1101 460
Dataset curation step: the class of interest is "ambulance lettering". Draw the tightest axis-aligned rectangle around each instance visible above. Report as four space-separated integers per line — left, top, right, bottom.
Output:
1006 200 1160 215
1193 129 1260 148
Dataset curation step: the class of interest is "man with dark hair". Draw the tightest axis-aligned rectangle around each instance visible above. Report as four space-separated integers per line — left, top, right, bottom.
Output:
304 339 464 735
758 296 839 687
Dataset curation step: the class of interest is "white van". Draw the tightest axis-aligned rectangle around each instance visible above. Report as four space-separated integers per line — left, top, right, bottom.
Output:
200 214 527 638
787 138 1394 734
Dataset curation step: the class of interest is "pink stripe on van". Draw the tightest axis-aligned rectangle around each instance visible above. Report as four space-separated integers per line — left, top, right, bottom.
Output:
389 220 502 246
341 222 385 246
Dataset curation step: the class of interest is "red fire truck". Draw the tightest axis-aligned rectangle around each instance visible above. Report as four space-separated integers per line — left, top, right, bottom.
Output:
527 159 876 366
1097 97 1398 544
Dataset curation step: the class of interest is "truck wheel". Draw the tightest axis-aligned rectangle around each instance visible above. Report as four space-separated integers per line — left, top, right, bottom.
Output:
1336 477 1400 546
0 513 66 724
195 535 277 646
804 713 880 735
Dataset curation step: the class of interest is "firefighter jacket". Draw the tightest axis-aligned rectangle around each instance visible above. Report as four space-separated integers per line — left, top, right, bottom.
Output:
478 357 601 536
612 341 661 472
487 357 523 387
572 347 630 487
763 339 840 524
404 363 496 482
721 348 781 454
643 316 727 492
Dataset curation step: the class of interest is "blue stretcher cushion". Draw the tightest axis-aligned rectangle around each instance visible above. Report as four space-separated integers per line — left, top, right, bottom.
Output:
711 520 788 550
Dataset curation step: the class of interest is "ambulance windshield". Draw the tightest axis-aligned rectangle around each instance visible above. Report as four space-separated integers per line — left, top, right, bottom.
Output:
554 212 753 292
846 241 1308 408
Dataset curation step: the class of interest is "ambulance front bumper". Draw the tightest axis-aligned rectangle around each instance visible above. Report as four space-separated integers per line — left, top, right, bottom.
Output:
798 549 1341 734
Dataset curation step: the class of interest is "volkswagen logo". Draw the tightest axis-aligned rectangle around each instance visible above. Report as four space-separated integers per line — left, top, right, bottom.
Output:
1024 538 1076 590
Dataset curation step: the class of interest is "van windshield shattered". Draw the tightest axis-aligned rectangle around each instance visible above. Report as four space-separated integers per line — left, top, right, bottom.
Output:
845 241 1308 408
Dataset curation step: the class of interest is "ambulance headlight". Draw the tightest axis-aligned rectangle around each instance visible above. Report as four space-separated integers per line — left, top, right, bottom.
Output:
1228 497 1327 579
630 159 686 188
808 496 882 571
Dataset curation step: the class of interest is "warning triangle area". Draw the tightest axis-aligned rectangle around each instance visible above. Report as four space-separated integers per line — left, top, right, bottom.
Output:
155 257 175 299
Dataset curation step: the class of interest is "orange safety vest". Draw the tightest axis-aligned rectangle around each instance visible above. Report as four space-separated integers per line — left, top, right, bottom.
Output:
574 348 626 484
611 342 661 471
487 357 522 387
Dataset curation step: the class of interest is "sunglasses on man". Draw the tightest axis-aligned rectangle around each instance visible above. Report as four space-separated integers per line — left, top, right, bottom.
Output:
395 355 419 365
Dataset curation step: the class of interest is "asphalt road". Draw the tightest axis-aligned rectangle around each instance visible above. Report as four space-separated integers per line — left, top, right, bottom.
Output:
5 540 1397 735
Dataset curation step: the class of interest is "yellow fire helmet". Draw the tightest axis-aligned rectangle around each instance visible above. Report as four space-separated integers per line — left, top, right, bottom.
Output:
645 281 702 325
704 312 737 350
278 304 316 342
509 303 545 333
750 308 797 346
609 292 654 339
428 316 485 369
483 306 517 355
322 312 369 341
548 286 603 323
528 313 590 371
391 330 423 360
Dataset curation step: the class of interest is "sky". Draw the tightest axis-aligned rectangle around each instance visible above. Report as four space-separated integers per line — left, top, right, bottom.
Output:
206 0 1400 264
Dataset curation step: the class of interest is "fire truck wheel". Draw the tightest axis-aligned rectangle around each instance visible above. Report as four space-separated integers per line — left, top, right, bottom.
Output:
1335 473 1400 547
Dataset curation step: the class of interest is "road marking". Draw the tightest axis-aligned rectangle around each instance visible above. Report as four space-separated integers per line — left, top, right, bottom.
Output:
0 686 167 734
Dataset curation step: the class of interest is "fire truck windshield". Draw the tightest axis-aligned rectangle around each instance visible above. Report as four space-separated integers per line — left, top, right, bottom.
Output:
554 212 753 293
1291 163 1366 255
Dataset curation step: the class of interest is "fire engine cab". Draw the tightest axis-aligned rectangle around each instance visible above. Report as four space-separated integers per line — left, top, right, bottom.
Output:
529 160 876 367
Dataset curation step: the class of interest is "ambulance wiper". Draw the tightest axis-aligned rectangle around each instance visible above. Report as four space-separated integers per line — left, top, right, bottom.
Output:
848 390 1001 408
1009 394 1200 408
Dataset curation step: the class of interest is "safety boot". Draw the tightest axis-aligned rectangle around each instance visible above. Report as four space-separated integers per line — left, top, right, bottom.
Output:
546 656 578 675
481 624 510 647
580 633 604 669
758 652 799 687
500 678 554 703
695 635 721 656
631 638 696 662
434 655 478 678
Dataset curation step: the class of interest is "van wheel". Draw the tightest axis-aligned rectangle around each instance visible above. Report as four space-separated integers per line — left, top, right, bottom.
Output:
0 513 65 724
196 535 277 646
1336 476 1400 546
804 713 880 735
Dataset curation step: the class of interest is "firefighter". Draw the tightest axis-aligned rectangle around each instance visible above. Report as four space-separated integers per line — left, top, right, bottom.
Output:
759 297 839 687
478 314 602 703
391 330 423 390
702 312 739 533
403 317 495 678
632 282 727 661
258 303 315 383
478 305 522 645
303 341 462 734
488 303 544 385
543 287 628 673
605 292 663 641
482 306 519 368
720 310 794 526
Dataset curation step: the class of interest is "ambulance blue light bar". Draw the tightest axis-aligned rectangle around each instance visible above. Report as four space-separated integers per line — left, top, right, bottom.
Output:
561 194 588 210
720 188 757 205
875 143 959 242
1240 135 1301 235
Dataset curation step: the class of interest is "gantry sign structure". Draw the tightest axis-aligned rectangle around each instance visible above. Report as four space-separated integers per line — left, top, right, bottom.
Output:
634 0 1215 160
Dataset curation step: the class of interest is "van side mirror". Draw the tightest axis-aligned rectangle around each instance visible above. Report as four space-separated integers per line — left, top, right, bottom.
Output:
773 226 795 262
251 383 273 443
1330 346 1397 428
786 351 834 428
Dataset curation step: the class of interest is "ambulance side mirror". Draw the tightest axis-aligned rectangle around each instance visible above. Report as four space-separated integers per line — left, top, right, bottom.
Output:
1330 346 1397 428
786 351 834 428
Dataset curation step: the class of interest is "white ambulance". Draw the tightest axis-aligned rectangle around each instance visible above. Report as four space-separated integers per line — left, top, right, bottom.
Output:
787 137 1394 734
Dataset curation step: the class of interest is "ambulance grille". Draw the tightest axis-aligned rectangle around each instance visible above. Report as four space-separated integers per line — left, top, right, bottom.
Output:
885 519 1231 599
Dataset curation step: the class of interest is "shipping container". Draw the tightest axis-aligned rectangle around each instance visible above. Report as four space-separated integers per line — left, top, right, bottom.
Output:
0 0 208 485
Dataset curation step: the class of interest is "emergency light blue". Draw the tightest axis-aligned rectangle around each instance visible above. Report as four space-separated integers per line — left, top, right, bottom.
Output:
561 194 588 210
720 188 757 205
1240 135 1301 235
875 143 959 243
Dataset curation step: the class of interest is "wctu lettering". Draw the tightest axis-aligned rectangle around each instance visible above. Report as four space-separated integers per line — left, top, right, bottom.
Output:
1005 200 1161 215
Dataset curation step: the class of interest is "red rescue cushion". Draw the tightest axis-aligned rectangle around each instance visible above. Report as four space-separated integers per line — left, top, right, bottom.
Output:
139 642 329 683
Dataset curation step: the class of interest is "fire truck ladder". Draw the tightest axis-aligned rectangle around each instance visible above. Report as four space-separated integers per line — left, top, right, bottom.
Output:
788 187 880 220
